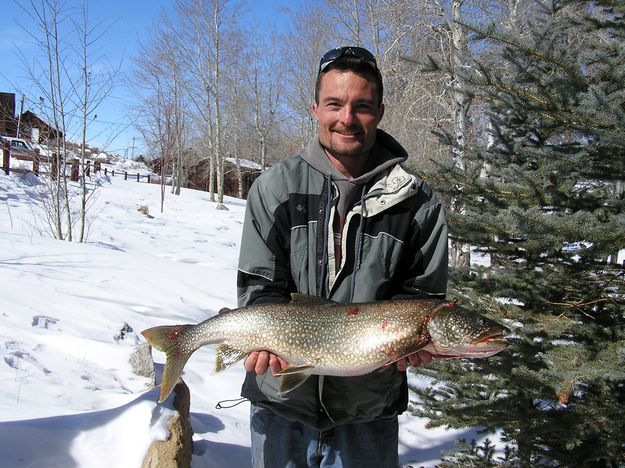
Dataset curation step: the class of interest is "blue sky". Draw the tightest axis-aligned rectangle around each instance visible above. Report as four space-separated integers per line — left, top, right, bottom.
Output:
0 0 289 156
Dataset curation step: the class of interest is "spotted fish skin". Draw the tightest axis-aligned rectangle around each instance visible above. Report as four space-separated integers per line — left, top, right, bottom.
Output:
141 294 508 402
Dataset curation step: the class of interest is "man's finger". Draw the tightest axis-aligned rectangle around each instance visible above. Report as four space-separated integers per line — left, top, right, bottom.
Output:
255 351 270 375
244 351 259 372
407 350 432 368
396 357 408 372
407 353 422 368
269 355 289 375
418 350 432 366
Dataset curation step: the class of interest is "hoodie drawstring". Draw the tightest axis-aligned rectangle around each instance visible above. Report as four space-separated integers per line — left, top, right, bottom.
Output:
319 175 333 298
348 185 367 303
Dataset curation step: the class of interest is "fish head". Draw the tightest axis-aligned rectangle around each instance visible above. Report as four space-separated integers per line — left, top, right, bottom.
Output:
425 302 509 358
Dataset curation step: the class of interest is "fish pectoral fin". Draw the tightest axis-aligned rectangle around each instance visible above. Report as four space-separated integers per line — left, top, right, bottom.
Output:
274 364 315 375
277 372 313 395
215 344 248 372
382 340 431 368
289 293 335 304
275 364 315 394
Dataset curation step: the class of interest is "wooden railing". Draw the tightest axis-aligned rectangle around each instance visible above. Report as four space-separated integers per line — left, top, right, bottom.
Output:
2 141 158 183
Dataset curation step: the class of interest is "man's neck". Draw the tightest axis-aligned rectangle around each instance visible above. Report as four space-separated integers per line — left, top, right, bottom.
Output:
324 149 371 180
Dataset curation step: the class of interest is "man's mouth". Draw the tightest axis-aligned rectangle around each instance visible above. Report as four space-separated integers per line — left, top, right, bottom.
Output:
333 128 362 138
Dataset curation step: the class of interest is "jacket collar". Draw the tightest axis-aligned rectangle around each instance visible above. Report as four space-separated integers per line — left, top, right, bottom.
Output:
300 129 408 185
359 165 419 217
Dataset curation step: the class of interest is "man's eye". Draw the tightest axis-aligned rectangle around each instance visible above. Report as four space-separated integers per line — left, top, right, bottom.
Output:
356 104 375 112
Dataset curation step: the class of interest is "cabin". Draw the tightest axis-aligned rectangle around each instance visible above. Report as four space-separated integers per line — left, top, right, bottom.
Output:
0 92 63 142
151 156 262 199
18 110 63 143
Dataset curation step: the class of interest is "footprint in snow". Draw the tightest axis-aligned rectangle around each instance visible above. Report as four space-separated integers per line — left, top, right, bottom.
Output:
3 344 52 375
31 315 60 329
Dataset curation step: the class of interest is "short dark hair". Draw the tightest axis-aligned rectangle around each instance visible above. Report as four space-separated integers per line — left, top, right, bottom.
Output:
314 57 384 107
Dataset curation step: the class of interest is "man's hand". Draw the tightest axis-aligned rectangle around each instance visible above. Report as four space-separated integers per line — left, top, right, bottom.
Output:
244 351 289 375
245 349 430 375
396 350 433 372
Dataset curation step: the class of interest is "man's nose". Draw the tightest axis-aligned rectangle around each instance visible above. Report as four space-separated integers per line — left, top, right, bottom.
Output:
338 105 356 125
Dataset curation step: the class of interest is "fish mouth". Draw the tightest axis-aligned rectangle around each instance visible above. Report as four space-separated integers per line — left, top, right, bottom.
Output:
477 331 508 346
426 332 508 359
465 333 508 357
473 331 508 350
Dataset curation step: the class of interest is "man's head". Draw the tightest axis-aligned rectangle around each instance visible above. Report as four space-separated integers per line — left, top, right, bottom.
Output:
314 46 384 107
312 46 385 174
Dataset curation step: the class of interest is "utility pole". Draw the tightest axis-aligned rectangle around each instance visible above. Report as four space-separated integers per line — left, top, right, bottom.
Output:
15 94 25 138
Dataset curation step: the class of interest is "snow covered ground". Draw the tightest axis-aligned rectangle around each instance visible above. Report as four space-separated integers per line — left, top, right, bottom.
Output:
0 166 481 467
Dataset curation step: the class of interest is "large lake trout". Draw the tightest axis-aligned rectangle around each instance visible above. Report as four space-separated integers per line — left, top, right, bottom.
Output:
142 294 508 402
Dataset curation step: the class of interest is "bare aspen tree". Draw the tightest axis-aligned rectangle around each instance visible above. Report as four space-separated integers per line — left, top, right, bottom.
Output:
155 84 174 212
18 0 73 240
170 63 188 197
181 0 217 201
225 37 247 199
327 0 364 44
70 0 117 242
15 0 114 241
247 33 282 171
157 17 191 198
136 78 174 213
281 4 335 147
229 85 245 199
133 28 183 212
446 0 472 269
39 1 70 240
209 1 225 208
173 0 241 208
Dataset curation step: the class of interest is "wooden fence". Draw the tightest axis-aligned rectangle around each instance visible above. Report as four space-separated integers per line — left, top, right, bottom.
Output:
101 167 153 183
2 140 157 183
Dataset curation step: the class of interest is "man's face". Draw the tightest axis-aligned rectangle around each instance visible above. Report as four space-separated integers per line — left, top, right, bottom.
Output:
312 69 384 160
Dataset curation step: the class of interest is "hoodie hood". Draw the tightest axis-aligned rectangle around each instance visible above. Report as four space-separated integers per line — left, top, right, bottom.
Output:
301 129 408 184
301 129 409 218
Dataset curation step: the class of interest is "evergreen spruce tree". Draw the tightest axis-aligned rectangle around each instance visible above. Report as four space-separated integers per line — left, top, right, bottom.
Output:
412 1 625 466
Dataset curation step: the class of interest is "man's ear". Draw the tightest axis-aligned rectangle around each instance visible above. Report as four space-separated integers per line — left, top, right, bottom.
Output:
377 103 385 123
311 102 319 121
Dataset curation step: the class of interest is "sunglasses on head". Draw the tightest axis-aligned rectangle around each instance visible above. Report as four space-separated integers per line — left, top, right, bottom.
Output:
317 46 378 76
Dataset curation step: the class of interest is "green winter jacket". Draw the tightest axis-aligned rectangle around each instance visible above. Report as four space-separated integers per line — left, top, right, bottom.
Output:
237 130 448 430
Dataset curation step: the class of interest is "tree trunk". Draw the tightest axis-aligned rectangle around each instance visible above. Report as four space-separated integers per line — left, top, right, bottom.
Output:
449 0 471 270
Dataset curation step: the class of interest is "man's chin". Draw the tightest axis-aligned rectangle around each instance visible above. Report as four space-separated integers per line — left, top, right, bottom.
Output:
328 142 367 158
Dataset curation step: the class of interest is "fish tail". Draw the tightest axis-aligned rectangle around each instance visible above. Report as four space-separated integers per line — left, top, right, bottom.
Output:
141 324 195 403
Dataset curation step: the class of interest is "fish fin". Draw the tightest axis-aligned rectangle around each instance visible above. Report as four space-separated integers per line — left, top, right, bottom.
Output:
141 324 194 403
278 372 313 395
218 307 231 315
382 340 430 368
215 344 248 372
274 364 315 375
290 293 334 304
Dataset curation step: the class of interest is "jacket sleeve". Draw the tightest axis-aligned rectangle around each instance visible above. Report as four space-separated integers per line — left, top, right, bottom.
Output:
237 174 295 307
392 192 448 299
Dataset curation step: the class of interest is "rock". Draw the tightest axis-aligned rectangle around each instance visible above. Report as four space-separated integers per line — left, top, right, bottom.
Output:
142 380 193 468
114 322 136 343
137 203 154 218
138 204 150 216
129 343 155 385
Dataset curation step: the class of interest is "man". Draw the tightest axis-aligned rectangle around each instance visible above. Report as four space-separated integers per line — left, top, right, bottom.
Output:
237 46 448 467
